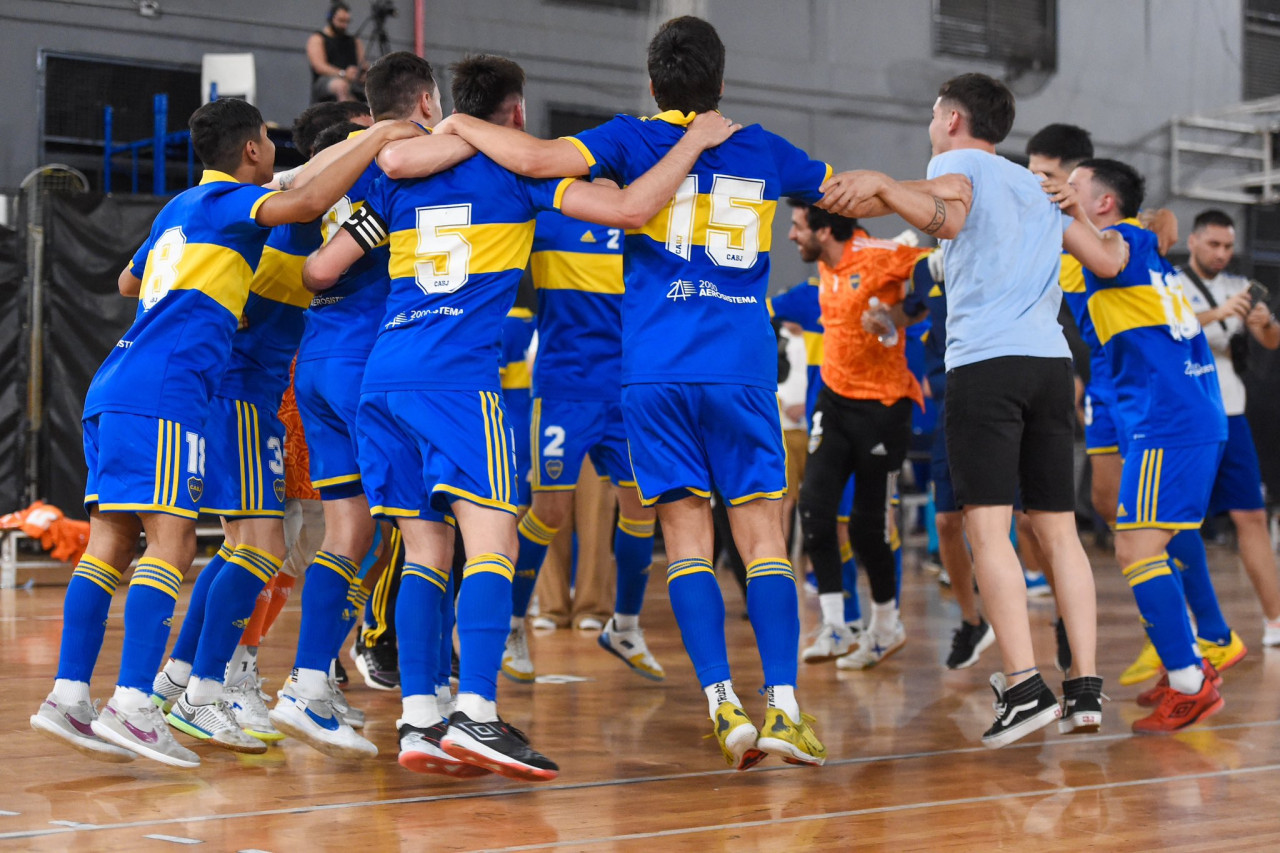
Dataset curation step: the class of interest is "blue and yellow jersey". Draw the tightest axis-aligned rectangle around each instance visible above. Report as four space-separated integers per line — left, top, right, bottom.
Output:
767 277 824 419
1060 251 1115 406
500 306 535 397
1083 220 1227 447
529 210 624 400
900 256 947 397
218 220 320 409
570 112 831 389
358 154 567 393
85 171 275 422
296 142 390 365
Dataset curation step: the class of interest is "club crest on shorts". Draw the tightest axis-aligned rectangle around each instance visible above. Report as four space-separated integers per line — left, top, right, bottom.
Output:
187 476 204 503
545 459 564 479
274 478 286 503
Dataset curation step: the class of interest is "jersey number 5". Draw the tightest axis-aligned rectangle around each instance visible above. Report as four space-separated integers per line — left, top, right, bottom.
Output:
414 203 473 295
664 174 765 269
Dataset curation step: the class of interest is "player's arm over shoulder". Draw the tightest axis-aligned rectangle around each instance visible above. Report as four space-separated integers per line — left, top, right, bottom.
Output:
434 113 593 179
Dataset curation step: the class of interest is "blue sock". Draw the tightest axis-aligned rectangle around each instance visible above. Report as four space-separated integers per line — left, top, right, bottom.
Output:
333 582 370 660
511 511 557 618
1167 529 1231 645
56 555 124 683
614 516 655 615
118 558 184 691
170 543 231 664
437 570 456 689
839 540 861 624
190 545 281 681
357 524 383 581
294 550 358 672
456 553 515 701
1124 554 1200 671
397 564 448 698
745 558 799 688
666 558 730 687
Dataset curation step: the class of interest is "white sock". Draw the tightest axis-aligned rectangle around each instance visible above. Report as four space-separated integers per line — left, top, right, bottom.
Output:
401 693 440 728
1168 664 1205 695
185 675 222 705
818 592 844 627
53 678 90 705
111 685 152 713
290 667 330 700
510 615 523 630
869 599 899 639
435 684 455 718
613 613 639 632
703 680 741 716
766 684 801 721
455 692 497 722
163 657 192 686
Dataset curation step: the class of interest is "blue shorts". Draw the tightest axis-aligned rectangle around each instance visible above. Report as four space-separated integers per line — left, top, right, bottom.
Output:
356 389 518 522
621 383 786 507
83 411 203 520
1084 393 1121 456
531 396 633 492
294 355 364 500
503 389 532 508
930 397 959 513
1115 441 1224 531
1209 415 1266 513
201 396 286 518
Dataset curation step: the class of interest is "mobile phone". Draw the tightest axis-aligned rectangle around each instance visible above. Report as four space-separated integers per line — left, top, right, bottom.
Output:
1247 280 1270 307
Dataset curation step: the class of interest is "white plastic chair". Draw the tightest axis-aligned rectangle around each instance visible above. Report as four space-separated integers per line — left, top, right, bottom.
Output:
201 53 257 105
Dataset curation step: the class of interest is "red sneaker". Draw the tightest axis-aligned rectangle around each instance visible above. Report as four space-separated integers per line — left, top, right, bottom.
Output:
1136 658 1221 708
1132 672 1224 734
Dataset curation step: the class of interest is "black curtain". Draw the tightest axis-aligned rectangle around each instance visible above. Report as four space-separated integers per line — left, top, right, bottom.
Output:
0 222 25 513
40 193 165 518
1245 293 1280 504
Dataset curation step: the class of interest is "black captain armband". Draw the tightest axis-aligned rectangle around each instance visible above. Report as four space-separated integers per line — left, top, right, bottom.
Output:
342 205 390 251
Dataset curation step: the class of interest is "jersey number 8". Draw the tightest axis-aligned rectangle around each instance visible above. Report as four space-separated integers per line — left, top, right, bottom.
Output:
140 226 187 310
414 203 473 295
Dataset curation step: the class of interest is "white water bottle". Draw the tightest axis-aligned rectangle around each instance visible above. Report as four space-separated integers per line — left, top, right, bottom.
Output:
867 296 898 346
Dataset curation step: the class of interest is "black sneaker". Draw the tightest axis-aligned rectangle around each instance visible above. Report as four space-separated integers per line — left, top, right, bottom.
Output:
353 635 400 691
1054 618 1073 673
1058 676 1105 734
439 711 559 781
946 618 995 670
981 672 1060 749
450 647 460 680
333 658 349 687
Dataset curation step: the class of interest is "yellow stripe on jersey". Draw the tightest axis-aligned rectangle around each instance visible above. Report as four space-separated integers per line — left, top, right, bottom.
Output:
630 194 778 256
388 221 536 282
530 250 624 294
1060 253 1085 294
140 242 255 317
252 245 312 308
552 177 576 209
507 306 534 320
501 360 531 390
803 329 824 367
560 136 596 168
1088 285 1184 346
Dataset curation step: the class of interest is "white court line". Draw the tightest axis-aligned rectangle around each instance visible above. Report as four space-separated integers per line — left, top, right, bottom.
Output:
144 834 203 844
2 718 1279 841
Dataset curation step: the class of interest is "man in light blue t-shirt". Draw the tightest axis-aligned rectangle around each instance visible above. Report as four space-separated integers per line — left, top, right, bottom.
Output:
816 73 1122 750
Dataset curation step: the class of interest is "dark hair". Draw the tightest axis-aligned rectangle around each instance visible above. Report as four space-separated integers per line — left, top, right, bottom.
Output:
291 101 370 156
1193 209 1235 232
937 73 1015 144
806 205 857 243
1025 123 1093 166
1078 158 1145 219
365 51 437 121
312 120 364 155
327 1 349 22
647 16 724 114
449 54 525 120
189 98 264 173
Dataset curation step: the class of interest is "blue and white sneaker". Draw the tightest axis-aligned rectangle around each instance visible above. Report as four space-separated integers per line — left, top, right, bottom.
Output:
268 681 376 759
1024 570 1051 598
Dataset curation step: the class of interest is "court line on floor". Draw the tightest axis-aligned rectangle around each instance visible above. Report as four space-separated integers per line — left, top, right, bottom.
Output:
481 761 1280 851
3 718 1279 841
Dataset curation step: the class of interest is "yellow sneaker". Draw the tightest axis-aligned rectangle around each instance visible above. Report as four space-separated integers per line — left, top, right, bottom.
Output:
1198 631 1247 673
756 708 826 766
1119 639 1163 686
709 702 764 770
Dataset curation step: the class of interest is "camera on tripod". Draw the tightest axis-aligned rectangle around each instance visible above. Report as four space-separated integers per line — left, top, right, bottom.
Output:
370 0 396 23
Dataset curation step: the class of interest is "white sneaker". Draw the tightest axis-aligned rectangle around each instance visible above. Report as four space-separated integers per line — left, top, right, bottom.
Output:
268 682 376 759
530 616 557 631
801 622 858 663
1264 619 1280 648
30 694 136 763
597 619 665 681
150 670 186 713
501 624 535 683
165 695 267 754
327 677 365 729
224 678 284 742
577 616 605 631
91 699 200 768
837 622 906 670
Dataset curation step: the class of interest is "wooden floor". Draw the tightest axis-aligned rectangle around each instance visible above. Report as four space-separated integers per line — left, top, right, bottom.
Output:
6 540 1280 851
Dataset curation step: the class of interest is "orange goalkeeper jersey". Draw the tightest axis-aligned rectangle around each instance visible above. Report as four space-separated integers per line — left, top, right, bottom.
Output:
817 230 925 407
279 358 320 501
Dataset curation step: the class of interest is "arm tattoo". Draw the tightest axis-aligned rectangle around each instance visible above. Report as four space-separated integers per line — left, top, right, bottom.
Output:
923 196 947 235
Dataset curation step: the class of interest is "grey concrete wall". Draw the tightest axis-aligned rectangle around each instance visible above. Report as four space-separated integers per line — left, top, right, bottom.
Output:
0 0 1248 286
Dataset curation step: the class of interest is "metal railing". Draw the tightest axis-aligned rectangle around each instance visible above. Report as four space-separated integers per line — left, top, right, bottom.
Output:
1172 95 1280 205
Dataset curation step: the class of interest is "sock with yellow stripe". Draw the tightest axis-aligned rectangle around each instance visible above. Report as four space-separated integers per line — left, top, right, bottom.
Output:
190 545 282 683
1167 529 1231 645
745 558 800 688
457 553 516 701
511 511 558 618
54 555 125 693
398 563 449 699
332 582 371 661
170 543 232 664
666 557 730 686
118 557 185 692
1124 554 1200 672
614 516 655 616
840 541 862 624
294 550 359 673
